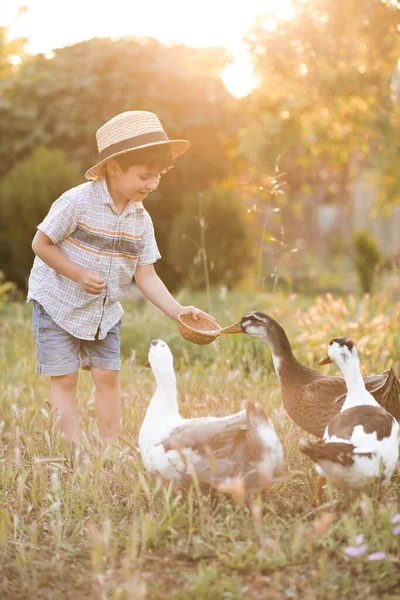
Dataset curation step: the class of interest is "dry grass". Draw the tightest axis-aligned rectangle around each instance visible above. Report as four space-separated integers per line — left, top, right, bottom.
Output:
0 289 399 599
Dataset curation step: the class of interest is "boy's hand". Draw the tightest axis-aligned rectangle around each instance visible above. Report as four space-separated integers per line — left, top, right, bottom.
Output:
78 270 106 294
179 306 217 322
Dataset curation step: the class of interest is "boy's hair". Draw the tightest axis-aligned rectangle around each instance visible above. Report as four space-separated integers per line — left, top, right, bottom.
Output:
113 144 173 174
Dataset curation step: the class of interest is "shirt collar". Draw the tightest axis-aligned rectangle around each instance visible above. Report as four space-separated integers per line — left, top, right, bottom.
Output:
96 178 145 214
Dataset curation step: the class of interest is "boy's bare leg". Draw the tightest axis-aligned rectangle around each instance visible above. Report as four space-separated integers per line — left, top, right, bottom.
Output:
49 372 80 446
91 368 121 442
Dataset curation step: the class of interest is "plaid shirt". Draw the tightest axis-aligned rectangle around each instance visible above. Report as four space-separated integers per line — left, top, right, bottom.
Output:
27 178 160 340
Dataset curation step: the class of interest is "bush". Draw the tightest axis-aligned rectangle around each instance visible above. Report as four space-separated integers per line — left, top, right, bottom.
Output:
168 187 254 290
353 228 382 294
0 146 82 289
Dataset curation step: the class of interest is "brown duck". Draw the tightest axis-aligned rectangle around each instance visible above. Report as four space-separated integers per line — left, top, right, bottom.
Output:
220 312 400 438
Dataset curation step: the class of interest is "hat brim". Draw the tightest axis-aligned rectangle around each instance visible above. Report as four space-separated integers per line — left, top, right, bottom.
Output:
85 139 190 181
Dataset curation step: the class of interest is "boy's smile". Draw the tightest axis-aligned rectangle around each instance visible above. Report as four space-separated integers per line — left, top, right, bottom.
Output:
106 161 161 210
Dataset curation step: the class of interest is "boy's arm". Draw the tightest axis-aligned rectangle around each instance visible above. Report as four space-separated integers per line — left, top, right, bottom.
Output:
134 263 215 322
32 231 105 294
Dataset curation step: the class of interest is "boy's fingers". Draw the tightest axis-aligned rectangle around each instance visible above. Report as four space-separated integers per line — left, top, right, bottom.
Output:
197 310 216 321
92 274 105 284
89 281 105 290
200 311 217 321
185 307 217 322
86 281 105 293
85 271 104 284
185 307 199 319
191 307 216 321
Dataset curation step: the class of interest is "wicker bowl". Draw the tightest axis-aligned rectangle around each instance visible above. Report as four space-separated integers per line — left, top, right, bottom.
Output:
178 313 221 345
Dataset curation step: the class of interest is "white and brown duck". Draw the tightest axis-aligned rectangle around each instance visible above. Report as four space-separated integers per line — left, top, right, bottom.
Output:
220 312 400 438
300 338 399 503
138 339 283 495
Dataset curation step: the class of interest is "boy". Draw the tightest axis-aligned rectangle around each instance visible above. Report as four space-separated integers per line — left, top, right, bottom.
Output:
27 110 214 449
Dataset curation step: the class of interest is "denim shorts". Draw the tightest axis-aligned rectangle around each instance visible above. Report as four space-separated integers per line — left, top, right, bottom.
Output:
32 301 121 376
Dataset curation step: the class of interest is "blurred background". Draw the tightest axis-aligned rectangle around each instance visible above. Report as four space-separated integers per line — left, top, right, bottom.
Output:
1 0 400 299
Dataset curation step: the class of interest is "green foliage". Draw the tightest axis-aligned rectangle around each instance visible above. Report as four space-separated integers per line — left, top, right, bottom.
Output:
353 228 382 294
0 37 238 289
0 146 81 288
244 0 400 207
172 564 245 599
0 37 234 181
168 187 253 290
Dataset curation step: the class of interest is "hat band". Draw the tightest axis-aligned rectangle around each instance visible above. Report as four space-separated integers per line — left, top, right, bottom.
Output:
98 131 169 161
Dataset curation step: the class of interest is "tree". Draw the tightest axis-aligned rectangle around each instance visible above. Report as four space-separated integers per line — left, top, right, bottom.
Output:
0 37 235 182
0 146 81 288
168 187 253 289
243 0 400 209
0 37 240 289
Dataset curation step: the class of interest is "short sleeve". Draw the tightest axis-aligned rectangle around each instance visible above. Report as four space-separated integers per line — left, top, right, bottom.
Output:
37 193 79 244
137 217 161 266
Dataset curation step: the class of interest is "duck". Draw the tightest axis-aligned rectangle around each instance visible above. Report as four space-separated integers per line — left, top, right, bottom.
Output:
220 312 400 438
300 337 399 504
138 339 283 495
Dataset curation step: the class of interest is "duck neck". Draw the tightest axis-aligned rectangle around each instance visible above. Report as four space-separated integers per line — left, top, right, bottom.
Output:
146 370 180 421
264 323 293 357
260 326 302 381
339 358 378 410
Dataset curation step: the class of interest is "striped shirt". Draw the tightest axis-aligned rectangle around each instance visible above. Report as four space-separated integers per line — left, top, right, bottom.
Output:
27 178 161 340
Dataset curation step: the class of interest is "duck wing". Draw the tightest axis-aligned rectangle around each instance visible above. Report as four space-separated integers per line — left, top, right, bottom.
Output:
328 371 392 400
163 410 248 460
301 440 365 466
334 370 400 415
330 373 390 408
300 406 394 466
365 369 400 422
164 407 277 492
287 369 400 438
326 405 396 443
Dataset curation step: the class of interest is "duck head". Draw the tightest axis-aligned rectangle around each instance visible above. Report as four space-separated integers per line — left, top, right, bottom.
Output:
318 337 357 368
221 312 292 354
221 311 269 336
147 339 174 376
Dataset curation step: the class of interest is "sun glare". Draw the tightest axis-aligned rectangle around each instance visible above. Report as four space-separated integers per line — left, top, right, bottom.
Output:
221 50 256 98
2 0 295 98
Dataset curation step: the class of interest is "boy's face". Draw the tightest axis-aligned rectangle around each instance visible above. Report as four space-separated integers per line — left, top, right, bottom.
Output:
108 161 161 203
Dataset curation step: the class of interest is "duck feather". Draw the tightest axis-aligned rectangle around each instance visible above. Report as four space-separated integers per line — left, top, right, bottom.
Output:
326 405 394 442
139 340 283 494
300 338 399 495
222 313 400 437
163 411 248 458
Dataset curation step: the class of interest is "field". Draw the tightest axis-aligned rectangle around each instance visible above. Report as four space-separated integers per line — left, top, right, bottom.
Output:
1 288 400 599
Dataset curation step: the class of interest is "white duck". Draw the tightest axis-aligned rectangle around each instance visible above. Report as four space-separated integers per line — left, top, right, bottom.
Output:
138 339 283 494
301 337 399 504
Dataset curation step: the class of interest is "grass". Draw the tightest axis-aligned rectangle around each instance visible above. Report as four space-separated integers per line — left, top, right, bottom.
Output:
0 287 400 599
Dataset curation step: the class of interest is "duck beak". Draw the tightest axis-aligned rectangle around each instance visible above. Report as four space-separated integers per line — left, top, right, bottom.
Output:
318 354 333 365
220 322 242 334
143 360 151 368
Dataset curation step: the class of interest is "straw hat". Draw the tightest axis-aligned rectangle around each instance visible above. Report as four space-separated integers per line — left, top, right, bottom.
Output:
85 111 190 180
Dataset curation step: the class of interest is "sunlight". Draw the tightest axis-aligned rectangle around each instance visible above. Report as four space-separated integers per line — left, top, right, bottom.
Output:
221 49 256 98
1 0 295 98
